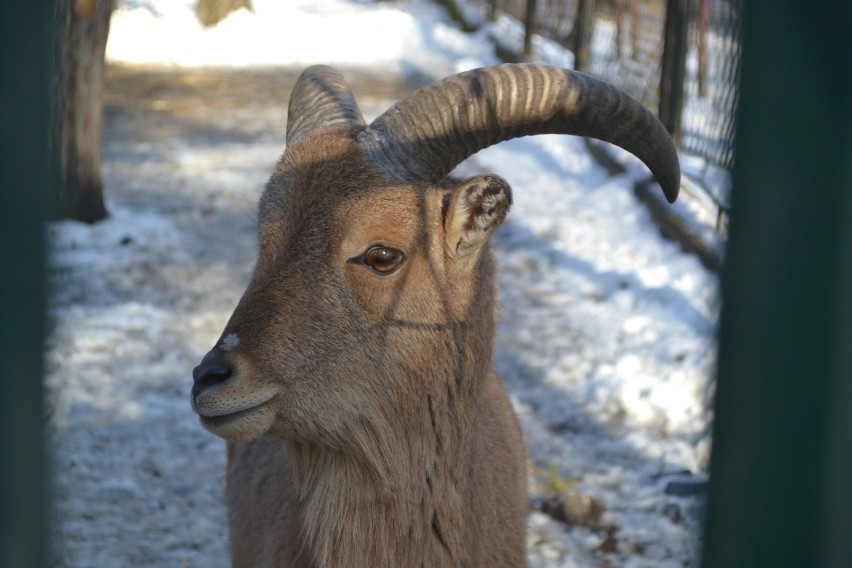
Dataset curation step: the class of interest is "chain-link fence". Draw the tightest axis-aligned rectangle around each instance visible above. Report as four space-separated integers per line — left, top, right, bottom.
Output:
681 0 741 174
458 0 742 214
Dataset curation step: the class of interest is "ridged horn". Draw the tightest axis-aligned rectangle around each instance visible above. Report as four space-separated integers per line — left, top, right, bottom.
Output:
357 63 680 202
286 65 366 145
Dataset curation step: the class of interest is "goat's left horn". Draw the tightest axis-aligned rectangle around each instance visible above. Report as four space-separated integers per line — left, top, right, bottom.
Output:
286 65 366 145
357 63 680 202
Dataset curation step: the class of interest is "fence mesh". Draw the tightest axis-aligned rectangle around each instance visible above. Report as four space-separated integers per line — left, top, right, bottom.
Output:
465 0 742 209
588 1 667 114
681 0 742 175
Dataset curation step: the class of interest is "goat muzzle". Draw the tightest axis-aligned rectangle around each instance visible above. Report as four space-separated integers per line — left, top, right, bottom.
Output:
191 350 233 405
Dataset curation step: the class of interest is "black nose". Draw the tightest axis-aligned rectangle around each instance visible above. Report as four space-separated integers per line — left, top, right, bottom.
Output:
192 351 233 398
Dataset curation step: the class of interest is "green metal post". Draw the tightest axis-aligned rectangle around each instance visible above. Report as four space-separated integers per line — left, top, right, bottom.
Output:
703 2 852 568
0 2 52 567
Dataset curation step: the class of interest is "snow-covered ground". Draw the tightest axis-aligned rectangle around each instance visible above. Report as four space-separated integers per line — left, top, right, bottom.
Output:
46 1 719 566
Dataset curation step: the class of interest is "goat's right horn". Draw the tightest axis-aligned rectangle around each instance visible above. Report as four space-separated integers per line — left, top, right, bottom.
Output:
286 65 367 145
358 63 680 202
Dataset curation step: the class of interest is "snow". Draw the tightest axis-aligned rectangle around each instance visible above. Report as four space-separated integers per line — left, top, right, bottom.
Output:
108 0 497 76
220 332 240 351
48 0 719 565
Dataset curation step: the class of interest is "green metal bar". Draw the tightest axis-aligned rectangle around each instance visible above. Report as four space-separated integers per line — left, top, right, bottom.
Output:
0 2 52 567
703 2 852 567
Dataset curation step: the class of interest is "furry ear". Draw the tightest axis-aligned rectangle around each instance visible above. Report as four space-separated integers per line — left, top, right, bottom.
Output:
443 174 512 260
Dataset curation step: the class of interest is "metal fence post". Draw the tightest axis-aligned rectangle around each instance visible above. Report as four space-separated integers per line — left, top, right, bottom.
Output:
0 2 52 567
658 0 690 142
572 0 595 72
523 0 538 57
489 0 501 22
702 1 852 567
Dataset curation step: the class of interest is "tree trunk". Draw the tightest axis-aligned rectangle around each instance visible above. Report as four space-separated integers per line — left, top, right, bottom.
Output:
55 0 112 223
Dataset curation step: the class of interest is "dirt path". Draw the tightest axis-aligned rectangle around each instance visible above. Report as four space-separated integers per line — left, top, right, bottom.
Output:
104 63 431 142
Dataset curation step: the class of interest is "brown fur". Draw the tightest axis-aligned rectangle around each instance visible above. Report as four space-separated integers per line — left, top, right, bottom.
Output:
193 129 528 567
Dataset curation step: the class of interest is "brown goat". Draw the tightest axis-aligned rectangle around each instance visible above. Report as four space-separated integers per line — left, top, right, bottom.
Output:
191 63 679 567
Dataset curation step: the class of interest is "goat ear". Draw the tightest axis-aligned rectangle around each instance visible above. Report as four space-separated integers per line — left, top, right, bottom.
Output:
443 174 512 260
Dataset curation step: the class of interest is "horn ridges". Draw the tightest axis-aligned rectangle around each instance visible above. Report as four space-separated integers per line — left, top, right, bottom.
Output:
286 65 366 145
358 64 680 202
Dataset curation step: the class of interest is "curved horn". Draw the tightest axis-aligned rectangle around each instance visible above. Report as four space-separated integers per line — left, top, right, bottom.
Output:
358 64 680 202
286 65 366 145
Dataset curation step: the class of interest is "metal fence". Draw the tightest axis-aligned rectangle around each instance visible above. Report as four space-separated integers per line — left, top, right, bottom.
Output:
680 0 741 174
461 0 742 212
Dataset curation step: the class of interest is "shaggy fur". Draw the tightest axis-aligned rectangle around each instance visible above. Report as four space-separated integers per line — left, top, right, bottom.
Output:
191 62 678 567
194 132 527 567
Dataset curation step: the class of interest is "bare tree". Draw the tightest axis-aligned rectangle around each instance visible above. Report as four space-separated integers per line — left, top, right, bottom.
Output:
54 0 113 223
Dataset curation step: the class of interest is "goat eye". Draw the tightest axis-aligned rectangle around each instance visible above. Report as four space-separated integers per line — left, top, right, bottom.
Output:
363 246 405 274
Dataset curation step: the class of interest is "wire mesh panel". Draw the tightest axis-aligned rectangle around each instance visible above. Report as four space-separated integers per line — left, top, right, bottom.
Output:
681 0 742 173
462 0 742 200
539 0 580 44
587 0 741 178
588 0 667 113
494 0 580 45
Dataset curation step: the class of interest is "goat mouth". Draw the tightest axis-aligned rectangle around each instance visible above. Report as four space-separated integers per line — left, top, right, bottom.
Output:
198 401 270 429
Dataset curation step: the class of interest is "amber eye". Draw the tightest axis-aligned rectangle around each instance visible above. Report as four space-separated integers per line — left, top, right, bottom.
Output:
362 245 405 274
